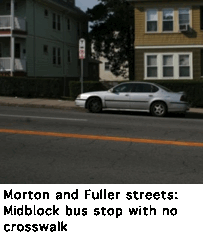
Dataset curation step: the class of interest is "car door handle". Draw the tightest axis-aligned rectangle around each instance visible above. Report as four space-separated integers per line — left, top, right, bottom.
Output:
125 94 129 96
149 95 153 97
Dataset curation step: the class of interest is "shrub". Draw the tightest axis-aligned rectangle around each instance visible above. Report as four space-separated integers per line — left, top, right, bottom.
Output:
69 81 107 100
0 77 62 98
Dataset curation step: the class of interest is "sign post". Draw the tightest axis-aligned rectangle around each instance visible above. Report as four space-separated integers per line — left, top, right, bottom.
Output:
79 38 86 94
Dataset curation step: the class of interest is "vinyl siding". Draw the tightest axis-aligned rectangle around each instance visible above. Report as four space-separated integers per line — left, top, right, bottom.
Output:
134 5 203 46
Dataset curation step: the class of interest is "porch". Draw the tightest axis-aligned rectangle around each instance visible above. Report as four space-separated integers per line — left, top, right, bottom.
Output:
0 16 26 32
0 58 26 72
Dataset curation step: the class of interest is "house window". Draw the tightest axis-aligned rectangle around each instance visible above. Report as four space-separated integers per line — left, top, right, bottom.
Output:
163 55 174 77
53 13 56 29
163 9 174 31
105 62 110 71
147 55 158 77
53 47 56 64
179 8 190 30
44 9 48 17
68 19 71 30
57 15 61 30
77 22 81 36
43 45 48 54
57 48 61 65
146 9 158 32
145 53 192 79
68 50 71 63
179 55 190 77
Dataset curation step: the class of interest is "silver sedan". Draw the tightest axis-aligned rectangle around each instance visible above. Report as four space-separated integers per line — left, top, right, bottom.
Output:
75 82 189 117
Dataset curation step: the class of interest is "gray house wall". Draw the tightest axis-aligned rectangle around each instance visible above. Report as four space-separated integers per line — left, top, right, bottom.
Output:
0 0 89 79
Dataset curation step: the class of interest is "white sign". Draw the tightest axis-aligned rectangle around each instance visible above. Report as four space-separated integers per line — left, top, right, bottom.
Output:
79 38 86 59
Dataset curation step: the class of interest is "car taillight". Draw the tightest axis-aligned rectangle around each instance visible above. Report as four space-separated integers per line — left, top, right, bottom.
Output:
180 95 187 101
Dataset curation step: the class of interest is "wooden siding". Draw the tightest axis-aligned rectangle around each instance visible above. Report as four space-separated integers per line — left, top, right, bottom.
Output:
135 48 202 81
134 6 203 46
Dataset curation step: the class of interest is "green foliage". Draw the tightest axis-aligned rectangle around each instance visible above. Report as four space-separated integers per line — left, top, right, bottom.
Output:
0 77 62 98
87 0 134 79
69 81 107 100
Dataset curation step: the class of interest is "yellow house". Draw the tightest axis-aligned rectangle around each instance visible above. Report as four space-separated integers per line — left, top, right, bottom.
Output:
127 0 203 81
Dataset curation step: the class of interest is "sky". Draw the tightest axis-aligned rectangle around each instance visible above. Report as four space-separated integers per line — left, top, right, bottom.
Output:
76 0 99 12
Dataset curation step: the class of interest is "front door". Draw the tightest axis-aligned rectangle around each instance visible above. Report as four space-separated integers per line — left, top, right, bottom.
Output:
15 43 21 58
104 83 133 109
129 83 159 110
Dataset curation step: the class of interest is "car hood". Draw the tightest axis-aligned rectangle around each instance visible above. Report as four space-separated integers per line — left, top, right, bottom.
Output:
80 91 109 98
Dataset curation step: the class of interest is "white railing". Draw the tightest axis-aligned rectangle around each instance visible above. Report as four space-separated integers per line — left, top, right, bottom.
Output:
0 58 11 71
15 58 26 71
0 16 26 31
0 58 26 71
14 17 26 31
0 16 11 29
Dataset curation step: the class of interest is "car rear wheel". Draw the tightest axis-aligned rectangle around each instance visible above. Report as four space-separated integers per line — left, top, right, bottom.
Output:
151 102 167 117
87 98 102 113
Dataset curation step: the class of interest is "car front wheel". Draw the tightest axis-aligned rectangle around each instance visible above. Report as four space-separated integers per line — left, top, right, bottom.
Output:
151 102 167 117
87 98 102 113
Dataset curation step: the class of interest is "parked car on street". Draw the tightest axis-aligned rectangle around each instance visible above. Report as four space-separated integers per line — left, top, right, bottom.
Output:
75 82 189 117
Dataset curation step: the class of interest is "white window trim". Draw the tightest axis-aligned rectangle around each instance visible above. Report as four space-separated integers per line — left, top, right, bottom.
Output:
144 52 193 80
145 9 158 33
178 7 192 31
162 8 174 32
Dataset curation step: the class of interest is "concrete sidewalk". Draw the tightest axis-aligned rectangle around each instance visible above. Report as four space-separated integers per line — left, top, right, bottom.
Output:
0 96 203 113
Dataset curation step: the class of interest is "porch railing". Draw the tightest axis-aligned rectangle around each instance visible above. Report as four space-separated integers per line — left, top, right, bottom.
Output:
0 58 26 72
0 16 11 29
0 16 26 31
0 58 11 71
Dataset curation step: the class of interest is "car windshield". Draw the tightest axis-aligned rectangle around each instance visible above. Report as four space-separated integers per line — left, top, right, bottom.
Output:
155 84 173 93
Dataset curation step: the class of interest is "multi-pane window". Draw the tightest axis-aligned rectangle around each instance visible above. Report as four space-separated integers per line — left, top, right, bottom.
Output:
57 48 61 65
53 47 61 65
163 9 174 31
57 15 61 30
147 55 158 77
105 62 110 71
179 8 190 30
145 53 192 79
147 9 158 32
179 55 190 77
53 47 56 64
163 55 174 77
53 13 56 29
68 19 71 30
68 50 71 63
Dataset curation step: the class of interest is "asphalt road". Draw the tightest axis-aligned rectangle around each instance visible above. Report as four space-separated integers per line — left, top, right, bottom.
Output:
0 106 203 184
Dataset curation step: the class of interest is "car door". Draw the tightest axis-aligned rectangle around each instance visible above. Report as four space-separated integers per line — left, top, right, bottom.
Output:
129 83 159 110
104 83 133 109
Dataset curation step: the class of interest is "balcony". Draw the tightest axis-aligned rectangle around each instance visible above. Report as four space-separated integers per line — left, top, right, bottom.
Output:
0 16 26 32
0 58 26 72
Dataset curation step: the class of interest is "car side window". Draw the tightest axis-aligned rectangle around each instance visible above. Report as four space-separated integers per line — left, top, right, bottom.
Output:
113 84 133 93
131 84 159 93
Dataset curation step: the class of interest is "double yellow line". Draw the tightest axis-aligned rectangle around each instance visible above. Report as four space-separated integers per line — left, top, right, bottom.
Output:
0 129 203 147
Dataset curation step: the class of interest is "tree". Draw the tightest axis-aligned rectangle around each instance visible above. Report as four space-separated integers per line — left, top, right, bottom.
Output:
87 0 134 80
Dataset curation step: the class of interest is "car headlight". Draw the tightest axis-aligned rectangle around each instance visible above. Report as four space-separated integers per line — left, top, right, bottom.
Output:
77 94 81 99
